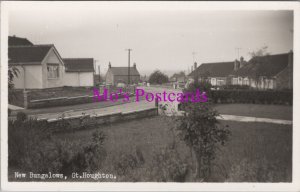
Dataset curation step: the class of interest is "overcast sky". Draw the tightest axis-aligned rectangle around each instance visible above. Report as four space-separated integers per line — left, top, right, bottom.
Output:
8 2 293 76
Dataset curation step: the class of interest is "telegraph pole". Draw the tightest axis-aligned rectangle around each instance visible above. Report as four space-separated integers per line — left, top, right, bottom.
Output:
98 65 101 84
125 49 132 85
93 60 98 86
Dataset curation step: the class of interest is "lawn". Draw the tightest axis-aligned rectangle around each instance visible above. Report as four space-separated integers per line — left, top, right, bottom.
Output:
55 116 292 182
214 103 292 120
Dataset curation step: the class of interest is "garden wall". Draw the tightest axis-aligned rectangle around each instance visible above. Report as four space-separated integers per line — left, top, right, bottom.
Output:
43 107 158 132
9 86 136 109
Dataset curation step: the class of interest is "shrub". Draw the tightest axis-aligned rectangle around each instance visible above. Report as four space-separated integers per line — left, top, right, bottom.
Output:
210 90 292 105
16 111 28 122
8 118 51 169
149 144 189 182
8 118 107 176
177 81 231 180
57 130 107 176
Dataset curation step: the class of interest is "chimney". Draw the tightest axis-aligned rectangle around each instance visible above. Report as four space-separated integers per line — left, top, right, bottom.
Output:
133 62 136 68
288 50 293 89
108 62 111 68
194 62 197 71
240 56 245 68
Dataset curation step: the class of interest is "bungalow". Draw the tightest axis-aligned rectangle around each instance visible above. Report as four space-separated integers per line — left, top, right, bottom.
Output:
63 58 94 87
105 63 140 86
231 51 293 90
9 44 65 89
9 35 33 46
189 61 236 86
170 72 186 83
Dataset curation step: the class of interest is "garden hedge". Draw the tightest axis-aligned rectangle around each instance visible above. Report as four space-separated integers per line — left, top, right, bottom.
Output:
210 90 292 105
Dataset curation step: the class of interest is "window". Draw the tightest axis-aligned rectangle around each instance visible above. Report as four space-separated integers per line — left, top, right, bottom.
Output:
232 78 238 85
217 79 225 86
243 78 249 85
210 78 216 86
47 64 59 79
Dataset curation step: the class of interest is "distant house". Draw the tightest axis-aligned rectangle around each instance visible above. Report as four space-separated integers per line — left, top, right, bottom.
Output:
170 72 186 83
189 61 235 86
9 44 65 89
9 35 33 46
232 52 293 90
63 58 94 87
105 63 140 86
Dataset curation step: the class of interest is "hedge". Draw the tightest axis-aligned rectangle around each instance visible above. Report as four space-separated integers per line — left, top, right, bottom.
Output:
210 90 292 105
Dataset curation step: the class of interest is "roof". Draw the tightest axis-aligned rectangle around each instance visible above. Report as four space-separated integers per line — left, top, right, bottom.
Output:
9 36 33 46
233 53 291 77
9 45 53 64
63 58 94 72
109 67 140 76
189 61 235 77
171 73 186 79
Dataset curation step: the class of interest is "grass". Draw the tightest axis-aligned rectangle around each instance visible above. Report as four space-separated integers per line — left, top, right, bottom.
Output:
55 116 292 182
214 103 292 120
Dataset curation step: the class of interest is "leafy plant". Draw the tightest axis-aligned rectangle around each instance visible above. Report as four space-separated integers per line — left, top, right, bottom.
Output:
150 144 189 182
148 70 169 84
176 82 230 180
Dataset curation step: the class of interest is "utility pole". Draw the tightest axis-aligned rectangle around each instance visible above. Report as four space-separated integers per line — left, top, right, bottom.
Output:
93 60 98 86
125 49 132 85
98 65 101 84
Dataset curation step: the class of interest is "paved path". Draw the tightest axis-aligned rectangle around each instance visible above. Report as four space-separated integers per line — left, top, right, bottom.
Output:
29 100 293 125
33 100 155 120
217 114 292 125
8 104 24 110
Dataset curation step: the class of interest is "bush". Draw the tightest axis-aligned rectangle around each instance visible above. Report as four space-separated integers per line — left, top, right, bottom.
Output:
16 111 28 122
57 130 107 176
8 118 51 169
149 144 189 182
222 85 251 90
8 118 107 176
210 90 292 105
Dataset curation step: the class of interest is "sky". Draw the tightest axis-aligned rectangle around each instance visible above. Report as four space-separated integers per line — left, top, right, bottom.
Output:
7 2 293 76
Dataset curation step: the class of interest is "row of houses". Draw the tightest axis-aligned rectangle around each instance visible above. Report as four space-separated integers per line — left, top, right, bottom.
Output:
188 51 293 90
8 36 141 89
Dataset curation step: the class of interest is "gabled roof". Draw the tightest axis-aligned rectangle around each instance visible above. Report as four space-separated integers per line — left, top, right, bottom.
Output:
189 61 235 77
8 45 53 64
63 58 94 72
109 67 140 76
9 36 33 46
233 53 291 77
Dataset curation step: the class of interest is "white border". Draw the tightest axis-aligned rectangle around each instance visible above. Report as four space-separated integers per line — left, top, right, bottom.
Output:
1 1 300 191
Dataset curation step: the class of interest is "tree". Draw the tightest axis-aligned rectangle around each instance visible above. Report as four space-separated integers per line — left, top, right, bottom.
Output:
175 81 230 180
8 66 19 104
8 66 19 90
148 70 169 84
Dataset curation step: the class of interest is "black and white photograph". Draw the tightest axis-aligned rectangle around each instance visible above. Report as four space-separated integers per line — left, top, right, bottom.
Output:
1 1 299 191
